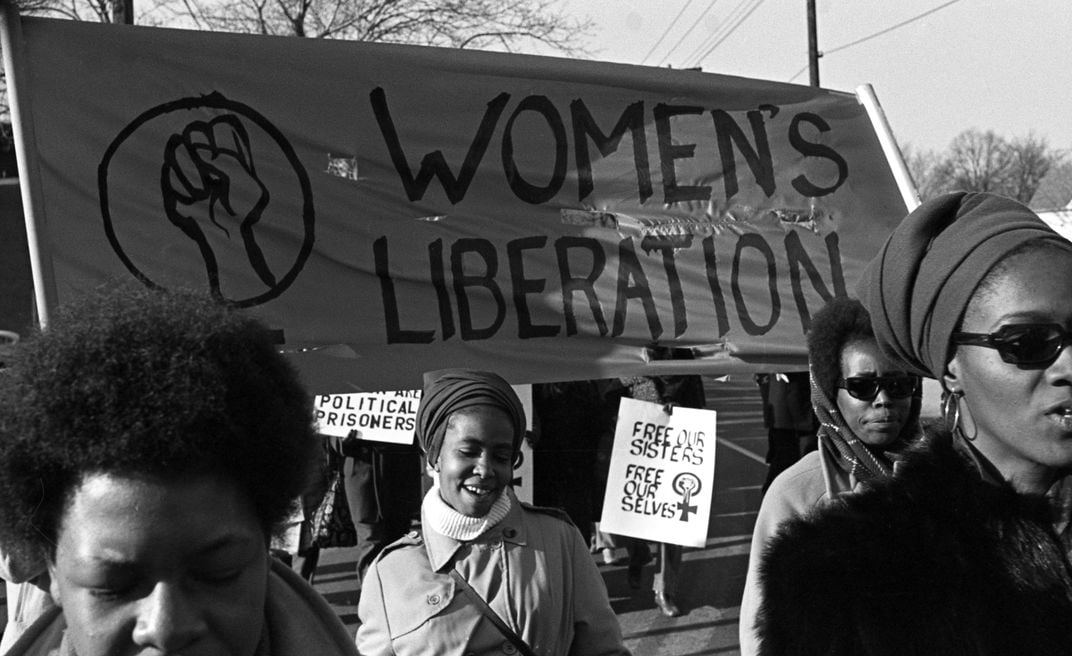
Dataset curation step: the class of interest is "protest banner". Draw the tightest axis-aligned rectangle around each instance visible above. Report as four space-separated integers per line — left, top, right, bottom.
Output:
600 397 717 548
2 14 911 391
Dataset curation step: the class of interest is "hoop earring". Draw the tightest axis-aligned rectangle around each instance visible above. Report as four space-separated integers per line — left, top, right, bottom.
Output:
942 390 964 437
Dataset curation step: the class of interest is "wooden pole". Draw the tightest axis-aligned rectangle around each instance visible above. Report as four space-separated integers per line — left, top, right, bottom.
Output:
807 0 820 87
113 0 134 24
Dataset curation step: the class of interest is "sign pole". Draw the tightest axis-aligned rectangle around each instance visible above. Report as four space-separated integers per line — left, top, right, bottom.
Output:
1 5 56 327
856 83 920 212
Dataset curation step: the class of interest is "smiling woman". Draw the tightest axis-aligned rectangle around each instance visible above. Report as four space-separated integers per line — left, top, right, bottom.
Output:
0 286 359 656
356 368 630 656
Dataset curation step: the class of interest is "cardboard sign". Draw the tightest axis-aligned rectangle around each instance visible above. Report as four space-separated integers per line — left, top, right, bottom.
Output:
599 397 717 548
314 390 421 444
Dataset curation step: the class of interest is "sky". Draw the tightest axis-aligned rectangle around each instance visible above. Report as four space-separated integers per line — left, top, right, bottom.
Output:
520 0 1072 155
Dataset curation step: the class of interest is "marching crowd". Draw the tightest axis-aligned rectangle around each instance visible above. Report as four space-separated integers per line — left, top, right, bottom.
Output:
2 191 1072 655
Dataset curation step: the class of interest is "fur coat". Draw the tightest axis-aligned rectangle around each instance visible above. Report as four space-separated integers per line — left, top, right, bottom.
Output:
756 428 1072 656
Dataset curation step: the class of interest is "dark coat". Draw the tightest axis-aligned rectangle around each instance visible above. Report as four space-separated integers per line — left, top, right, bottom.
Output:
756 429 1072 656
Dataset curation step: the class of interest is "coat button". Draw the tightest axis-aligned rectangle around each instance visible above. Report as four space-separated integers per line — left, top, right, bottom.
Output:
503 527 517 539
427 593 441 606
501 641 518 654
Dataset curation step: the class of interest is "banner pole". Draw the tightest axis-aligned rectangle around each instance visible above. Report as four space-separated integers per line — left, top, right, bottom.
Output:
1 3 56 328
855 83 920 212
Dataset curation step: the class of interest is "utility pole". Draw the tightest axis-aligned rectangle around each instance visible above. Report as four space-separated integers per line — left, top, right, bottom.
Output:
113 0 134 24
807 0 820 87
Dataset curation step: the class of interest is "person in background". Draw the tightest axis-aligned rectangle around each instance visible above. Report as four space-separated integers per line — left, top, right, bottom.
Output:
531 379 606 548
324 429 422 595
738 296 921 655
0 286 358 656
357 368 629 656
756 192 1072 654
754 372 818 493
591 379 632 566
618 360 706 619
0 551 53 655
0 336 55 656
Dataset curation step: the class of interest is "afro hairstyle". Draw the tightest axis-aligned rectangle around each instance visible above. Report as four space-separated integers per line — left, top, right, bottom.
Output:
0 285 317 562
806 296 875 399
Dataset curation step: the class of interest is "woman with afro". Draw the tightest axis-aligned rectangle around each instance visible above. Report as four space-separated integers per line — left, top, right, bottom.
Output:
0 285 358 656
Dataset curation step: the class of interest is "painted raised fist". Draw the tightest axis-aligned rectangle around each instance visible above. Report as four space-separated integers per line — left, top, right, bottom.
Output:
161 115 275 294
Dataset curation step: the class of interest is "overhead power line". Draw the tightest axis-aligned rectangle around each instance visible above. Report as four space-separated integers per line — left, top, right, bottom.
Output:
676 0 761 67
788 0 963 83
690 0 768 68
653 0 722 67
641 0 699 66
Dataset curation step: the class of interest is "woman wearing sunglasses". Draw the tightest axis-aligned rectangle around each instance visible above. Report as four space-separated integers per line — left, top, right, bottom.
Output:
738 296 920 655
755 192 1072 654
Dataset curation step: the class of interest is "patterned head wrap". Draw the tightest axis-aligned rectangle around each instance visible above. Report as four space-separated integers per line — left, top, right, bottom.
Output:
415 368 526 467
856 192 1062 380
810 367 921 483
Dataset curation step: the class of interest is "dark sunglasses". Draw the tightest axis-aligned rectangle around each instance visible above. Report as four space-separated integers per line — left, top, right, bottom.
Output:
952 323 1072 366
837 375 918 401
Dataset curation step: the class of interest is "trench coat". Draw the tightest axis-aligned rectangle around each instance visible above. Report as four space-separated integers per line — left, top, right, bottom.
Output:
355 496 630 656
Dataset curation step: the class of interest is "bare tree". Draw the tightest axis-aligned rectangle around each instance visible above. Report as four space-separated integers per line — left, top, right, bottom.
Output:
1005 133 1063 204
2 0 590 159
902 143 946 202
140 0 592 54
14 0 118 22
938 128 1015 194
905 128 1067 204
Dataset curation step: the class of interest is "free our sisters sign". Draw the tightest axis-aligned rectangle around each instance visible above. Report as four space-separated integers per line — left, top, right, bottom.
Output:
6 16 907 391
600 398 718 548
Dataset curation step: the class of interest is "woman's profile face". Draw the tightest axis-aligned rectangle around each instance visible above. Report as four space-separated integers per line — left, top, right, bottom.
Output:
946 247 1072 485
48 472 268 656
436 406 516 518
836 338 914 447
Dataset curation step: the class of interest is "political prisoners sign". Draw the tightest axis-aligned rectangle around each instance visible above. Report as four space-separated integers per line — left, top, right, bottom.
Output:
314 390 421 444
600 398 717 548
9 17 907 391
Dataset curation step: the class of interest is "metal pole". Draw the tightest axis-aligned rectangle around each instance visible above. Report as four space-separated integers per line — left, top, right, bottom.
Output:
1 0 56 328
856 84 920 212
807 0 820 87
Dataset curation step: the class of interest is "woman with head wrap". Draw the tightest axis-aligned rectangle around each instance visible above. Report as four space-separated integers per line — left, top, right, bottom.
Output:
356 369 629 656
738 296 921 655
755 192 1072 655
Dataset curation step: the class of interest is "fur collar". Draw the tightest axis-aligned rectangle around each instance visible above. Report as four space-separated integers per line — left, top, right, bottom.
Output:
757 428 1072 655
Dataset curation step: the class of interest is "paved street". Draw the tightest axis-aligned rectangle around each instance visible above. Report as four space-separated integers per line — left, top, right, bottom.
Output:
312 376 768 656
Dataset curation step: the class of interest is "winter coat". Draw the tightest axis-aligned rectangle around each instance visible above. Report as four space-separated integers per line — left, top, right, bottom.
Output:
739 445 860 655
356 498 629 656
755 429 1072 655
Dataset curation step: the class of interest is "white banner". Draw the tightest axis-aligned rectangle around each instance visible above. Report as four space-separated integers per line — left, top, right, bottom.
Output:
599 397 717 548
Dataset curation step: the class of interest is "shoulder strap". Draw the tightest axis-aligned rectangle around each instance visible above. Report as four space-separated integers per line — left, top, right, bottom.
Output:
447 569 538 656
